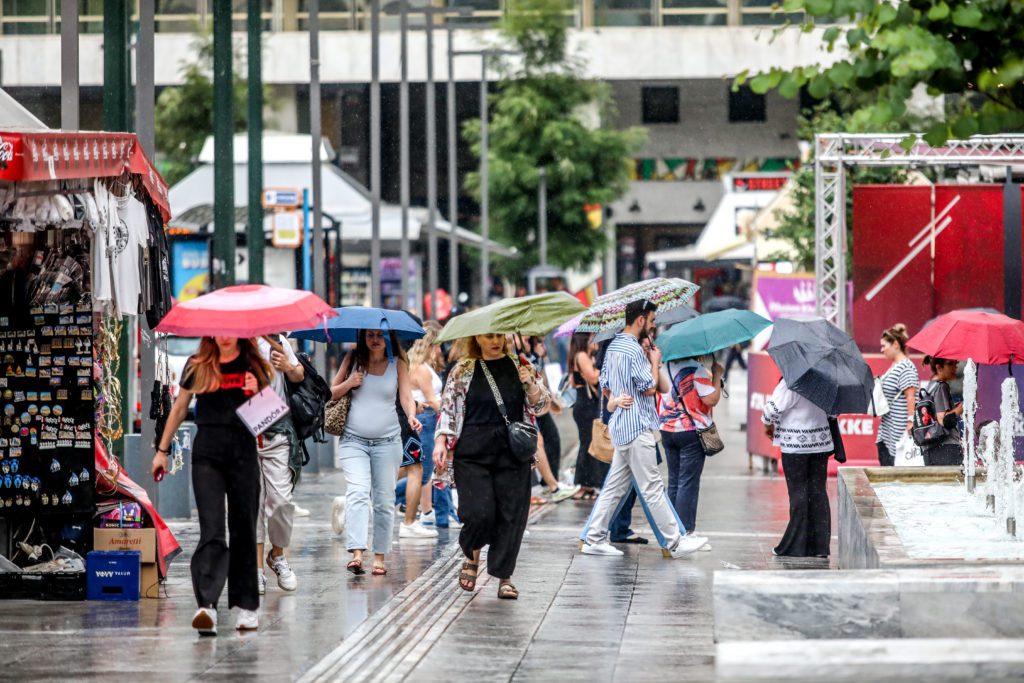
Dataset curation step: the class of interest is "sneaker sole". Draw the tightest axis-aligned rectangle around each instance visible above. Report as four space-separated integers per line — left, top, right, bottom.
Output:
192 612 216 636
581 547 624 557
236 623 259 631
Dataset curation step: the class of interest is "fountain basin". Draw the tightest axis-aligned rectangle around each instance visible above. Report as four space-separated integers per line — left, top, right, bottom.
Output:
836 466 1024 569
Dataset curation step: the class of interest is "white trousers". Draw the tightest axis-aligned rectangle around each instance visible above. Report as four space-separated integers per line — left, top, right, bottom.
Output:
257 433 295 548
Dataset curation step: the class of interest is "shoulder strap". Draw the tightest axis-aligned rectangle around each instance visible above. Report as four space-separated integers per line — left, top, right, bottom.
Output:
478 360 511 426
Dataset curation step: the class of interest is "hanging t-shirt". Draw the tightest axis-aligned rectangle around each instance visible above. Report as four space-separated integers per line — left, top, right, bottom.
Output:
91 180 114 312
112 195 147 317
180 355 254 427
658 360 716 432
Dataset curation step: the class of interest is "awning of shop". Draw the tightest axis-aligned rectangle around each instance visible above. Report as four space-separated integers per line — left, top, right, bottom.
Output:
0 87 46 129
0 128 170 222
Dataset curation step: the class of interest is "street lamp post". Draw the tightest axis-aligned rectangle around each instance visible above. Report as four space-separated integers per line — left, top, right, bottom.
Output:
538 166 548 267
446 26 459 305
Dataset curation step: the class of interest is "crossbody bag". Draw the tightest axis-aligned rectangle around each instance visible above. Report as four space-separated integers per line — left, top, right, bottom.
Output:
671 365 725 456
479 359 539 463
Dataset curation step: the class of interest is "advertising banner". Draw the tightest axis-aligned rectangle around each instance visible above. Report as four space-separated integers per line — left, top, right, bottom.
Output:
750 271 817 350
747 351 930 475
171 240 210 302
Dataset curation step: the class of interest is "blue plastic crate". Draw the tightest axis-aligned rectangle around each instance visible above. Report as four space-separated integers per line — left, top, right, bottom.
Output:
86 550 140 601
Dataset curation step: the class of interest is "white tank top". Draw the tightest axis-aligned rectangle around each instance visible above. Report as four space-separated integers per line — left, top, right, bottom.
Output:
411 364 443 406
346 361 399 439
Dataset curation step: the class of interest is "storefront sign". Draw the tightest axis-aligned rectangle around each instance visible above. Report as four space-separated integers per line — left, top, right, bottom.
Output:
750 272 817 350
271 211 302 248
262 187 302 209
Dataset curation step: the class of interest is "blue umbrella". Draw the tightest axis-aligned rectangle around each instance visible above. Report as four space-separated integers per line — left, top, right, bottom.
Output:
657 309 771 361
289 306 426 343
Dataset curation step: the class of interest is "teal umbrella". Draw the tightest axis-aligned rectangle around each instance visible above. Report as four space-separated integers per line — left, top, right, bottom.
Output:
656 309 771 361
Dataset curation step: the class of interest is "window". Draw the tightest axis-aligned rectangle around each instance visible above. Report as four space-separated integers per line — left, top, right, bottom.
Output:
729 85 766 123
641 86 680 124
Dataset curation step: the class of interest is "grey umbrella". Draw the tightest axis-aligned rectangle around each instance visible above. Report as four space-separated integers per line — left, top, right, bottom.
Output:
704 295 746 313
766 317 873 415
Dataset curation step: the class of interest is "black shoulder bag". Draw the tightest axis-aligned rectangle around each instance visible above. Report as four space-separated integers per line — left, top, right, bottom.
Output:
479 359 538 463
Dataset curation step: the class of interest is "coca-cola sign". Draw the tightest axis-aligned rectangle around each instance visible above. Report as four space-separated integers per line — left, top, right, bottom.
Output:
0 136 13 170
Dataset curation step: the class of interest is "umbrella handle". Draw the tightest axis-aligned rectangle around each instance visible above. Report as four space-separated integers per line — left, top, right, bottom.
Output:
321 312 332 344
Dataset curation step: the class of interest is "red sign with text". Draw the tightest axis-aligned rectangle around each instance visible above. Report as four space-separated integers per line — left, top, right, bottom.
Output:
746 352 931 475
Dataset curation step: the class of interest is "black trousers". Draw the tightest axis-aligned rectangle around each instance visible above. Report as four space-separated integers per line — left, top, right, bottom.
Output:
924 443 963 466
877 441 894 467
537 412 561 481
573 403 609 488
191 425 260 611
454 425 532 579
775 452 831 558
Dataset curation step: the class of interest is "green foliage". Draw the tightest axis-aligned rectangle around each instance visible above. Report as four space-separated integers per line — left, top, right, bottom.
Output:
740 0 1024 147
154 32 263 186
462 0 646 277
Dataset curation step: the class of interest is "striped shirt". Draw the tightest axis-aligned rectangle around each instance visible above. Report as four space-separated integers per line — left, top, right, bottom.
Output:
877 359 920 455
599 333 659 447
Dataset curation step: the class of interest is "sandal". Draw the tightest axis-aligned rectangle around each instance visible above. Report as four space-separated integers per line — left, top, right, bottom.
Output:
497 581 519 600
372 562 387 576
458 561 478 592
529 495 546 506
347 559 365 575
571 488 588 501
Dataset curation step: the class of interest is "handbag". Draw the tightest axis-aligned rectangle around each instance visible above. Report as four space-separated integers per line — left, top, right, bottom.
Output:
236 386 291 438
557 373 578 409
868 375 890 418
479 359 538 463
323 357 358 437
588 395 615 464
671 365 725 456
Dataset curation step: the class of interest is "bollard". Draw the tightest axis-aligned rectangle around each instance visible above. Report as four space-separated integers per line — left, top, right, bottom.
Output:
1009 517 1018 537
988 495 996 512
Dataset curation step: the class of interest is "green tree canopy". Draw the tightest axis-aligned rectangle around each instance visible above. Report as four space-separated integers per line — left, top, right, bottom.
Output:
154 32 259 186
741 0 1024 147
462 0 646 276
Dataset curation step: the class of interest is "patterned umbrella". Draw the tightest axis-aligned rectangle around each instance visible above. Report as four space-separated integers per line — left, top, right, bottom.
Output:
553 313 585 339
576 278 699 335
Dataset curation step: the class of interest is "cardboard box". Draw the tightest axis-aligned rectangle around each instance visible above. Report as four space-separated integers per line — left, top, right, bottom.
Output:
93 528 155 563
140 562 160 600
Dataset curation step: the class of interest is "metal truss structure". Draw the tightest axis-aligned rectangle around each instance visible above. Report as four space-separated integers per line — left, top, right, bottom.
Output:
815 134 1024 330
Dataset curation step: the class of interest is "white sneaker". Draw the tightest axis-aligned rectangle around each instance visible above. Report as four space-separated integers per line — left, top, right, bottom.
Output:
267 552 298 591
419 510 437 526
192 607 217 636
581 542 624 556
700 542 713 552
236 608 259 631
670 534 709 558
550 484 581 503
257 570 266 596
399 521 439 539
444 516 463 529
331 496 346 535
293 504 311 518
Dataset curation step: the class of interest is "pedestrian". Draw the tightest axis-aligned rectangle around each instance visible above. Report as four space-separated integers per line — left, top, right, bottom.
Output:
761 377 833 558
877 324 918 466
921 355 964 466
579 299 708 558
568 332 606 500
151 336 272 635
331 329 422 576
434 333 551 600
657 354 723 537
255 335 304 594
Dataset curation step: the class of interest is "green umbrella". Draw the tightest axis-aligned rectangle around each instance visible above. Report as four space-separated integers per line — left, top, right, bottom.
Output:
435 292 586 343
656 309 771 362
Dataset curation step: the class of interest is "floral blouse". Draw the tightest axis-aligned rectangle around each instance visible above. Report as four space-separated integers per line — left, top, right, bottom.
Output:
437 355 550 449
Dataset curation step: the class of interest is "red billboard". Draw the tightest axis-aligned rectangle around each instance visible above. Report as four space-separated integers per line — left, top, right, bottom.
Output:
851 185 1024 351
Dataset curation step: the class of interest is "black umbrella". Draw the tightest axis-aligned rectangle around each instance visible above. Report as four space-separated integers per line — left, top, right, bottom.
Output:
767 317 873 415
593 304 700 343
704 295 746 313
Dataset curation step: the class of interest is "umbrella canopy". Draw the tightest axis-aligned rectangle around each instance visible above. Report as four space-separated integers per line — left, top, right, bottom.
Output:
767 317 873 415
577 278 699 335
657 309 771 362
289 306 426 343
909 310 1024 364
703 295 746 313
435 292 585 343
155 285 335 338
553 312 585 339
593 303 700 343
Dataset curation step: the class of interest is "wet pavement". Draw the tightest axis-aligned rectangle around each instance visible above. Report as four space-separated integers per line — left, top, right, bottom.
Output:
0 370 839 682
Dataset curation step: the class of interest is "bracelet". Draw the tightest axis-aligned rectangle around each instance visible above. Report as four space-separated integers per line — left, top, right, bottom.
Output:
156 448 169 455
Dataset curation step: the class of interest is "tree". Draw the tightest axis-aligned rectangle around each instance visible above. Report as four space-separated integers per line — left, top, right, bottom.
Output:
154 32 260 186
740 0 1024 147
462 0 646 277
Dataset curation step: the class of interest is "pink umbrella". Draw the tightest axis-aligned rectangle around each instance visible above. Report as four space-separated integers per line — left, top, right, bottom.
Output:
554 312 584 338
155 284 336 338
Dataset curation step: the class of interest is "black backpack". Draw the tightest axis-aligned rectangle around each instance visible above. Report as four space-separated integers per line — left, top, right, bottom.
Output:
911 386 945 447
286 352 331 446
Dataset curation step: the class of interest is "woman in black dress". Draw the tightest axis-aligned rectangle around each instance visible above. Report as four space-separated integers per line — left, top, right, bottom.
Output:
434 333 550 600
569 332 606 499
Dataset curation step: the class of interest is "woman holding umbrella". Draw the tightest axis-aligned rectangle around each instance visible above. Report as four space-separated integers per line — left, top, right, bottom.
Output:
331 329 422 576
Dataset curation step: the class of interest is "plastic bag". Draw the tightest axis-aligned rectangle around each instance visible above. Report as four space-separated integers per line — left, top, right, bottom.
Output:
895 432 924 466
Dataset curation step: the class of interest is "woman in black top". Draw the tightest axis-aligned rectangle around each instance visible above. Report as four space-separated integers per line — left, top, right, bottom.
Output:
569 332 606 498
152 336 272 636
921 356 964 466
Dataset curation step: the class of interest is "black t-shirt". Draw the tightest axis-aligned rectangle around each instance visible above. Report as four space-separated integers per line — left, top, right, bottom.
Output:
464 356 525 426
180 355 252 426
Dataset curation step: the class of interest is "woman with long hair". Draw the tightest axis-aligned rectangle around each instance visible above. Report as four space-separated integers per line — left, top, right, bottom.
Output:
569 332 605 500
877 324 918 466
152 336 272 635
434 333 550 600
331 329 422 576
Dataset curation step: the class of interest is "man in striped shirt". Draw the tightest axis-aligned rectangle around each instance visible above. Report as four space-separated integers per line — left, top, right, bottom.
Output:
581 299 708 558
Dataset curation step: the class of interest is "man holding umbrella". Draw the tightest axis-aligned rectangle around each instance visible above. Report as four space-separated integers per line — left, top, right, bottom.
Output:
580 299 708 558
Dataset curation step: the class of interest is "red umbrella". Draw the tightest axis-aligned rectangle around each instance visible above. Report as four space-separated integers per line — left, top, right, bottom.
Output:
908 310 1024 364
155 284 336 337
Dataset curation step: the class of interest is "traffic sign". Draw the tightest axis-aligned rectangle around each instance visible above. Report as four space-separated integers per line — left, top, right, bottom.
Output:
262 187 302 208
272 210 303 248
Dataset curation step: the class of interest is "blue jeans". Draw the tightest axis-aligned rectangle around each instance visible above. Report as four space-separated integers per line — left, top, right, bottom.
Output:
662 429 706 533
339 432 403 555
